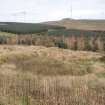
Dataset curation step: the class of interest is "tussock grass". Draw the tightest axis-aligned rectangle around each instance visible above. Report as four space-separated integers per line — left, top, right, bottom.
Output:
0 75 105 105
0 45 105 105
12 56 94 76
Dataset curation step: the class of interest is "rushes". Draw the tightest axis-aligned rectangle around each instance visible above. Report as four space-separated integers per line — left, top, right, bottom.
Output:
0 75 105 105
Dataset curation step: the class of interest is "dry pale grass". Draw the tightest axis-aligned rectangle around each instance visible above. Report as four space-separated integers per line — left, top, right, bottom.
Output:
0 74 105 105
0 45 105 105
45 18 105 31
0 45 104 76
0 45 103 61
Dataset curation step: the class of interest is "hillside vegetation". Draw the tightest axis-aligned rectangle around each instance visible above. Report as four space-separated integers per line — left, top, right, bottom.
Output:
0 45 105 105
44 18 105 31
1 19 105 34
0 20 105 52
0 22 64 33
0 30 105 52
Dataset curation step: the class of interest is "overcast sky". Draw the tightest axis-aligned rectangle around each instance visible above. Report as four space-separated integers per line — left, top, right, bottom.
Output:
0 0 105 23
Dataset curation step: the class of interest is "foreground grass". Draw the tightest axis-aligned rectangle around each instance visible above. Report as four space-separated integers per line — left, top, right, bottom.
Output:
0 53 94 76
0 75 105 105
0 45 104 76
0 45 105 105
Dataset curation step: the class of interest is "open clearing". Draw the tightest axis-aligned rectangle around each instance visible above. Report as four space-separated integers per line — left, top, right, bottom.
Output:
0 45 105 105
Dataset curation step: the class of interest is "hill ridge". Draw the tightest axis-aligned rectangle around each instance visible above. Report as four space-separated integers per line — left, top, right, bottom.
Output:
43 18 105 31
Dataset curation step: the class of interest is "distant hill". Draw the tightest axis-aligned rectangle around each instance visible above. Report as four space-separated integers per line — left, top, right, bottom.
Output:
1 19 105 34
43 18 105 31
0 22 65 34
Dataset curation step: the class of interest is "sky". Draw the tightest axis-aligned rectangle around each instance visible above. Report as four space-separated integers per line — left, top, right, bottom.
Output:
0 0 105 23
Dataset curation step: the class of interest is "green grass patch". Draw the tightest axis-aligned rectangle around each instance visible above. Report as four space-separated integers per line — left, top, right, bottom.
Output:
96 72 105 78
0 31 16 37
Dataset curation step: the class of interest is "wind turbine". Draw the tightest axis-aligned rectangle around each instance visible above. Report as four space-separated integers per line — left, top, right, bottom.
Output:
12 13 18 22
12 11 27 22
70 0 73 18
66 0 73 18
20 11 27 22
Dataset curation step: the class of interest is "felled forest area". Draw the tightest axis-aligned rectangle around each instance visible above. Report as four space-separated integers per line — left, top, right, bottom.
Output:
0 29 105 52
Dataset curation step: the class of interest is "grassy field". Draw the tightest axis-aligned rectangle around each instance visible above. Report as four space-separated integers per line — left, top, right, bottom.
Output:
0 45 105 105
